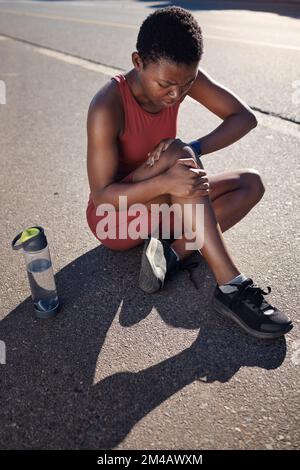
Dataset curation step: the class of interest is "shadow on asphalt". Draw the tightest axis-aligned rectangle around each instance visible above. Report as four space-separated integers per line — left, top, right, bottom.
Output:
0 244 287 449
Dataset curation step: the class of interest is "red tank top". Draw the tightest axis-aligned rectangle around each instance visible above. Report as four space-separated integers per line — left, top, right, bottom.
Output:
112 73 183 176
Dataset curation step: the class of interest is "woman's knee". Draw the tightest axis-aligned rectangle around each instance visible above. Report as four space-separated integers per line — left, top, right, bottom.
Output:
241 168 265 202
150 141 184 172
131 141 199 183
131 148 178 183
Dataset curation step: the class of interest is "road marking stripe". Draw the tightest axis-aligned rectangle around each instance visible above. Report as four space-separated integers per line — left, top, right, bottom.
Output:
0 9 138 30
254 113 300 139
1 33 299 138
1 9 300 51
204 33 300 51
36 47 122 76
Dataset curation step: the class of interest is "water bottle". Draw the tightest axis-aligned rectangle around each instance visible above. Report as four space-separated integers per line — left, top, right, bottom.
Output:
11 226 60 318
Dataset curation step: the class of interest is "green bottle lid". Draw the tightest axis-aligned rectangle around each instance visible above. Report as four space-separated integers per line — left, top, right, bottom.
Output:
12 226 47 252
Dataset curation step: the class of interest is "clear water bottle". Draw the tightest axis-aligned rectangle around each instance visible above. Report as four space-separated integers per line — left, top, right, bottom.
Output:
12 226 60 318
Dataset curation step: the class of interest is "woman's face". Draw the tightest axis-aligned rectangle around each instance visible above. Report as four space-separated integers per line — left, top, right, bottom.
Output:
134 54 199 108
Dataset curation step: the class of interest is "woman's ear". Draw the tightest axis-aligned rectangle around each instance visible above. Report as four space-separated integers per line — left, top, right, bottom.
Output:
131 52 143 72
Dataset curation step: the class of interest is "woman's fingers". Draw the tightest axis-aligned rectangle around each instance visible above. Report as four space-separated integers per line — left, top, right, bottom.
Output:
153 139 173 162
146 150 159 166
153 147 162 161
178 158 199 169
146 138 176 166
161 138 176 153
189 167 207 175
194 181 210 194
146 153 155 166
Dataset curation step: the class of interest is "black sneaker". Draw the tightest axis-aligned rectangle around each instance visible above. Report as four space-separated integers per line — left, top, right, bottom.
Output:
212 278 293 339
138 236 181 293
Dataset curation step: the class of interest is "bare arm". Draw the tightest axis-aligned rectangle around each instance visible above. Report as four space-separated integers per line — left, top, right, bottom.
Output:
187 67 257 155
95 177 166 210
86 100 166 210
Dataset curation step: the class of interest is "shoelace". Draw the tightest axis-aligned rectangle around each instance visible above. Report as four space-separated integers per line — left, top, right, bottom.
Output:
233 278 273 314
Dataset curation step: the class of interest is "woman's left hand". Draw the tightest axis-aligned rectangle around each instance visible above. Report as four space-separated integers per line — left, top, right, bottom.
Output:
146 138 177 167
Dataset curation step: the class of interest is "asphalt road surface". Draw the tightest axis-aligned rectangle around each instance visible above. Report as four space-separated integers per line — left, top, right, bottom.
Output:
0 0 299 450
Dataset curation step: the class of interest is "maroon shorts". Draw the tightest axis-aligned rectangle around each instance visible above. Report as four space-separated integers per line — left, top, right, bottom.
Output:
86 173 176 251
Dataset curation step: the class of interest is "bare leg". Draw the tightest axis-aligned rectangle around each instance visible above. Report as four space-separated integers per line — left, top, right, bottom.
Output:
126 148 264 285
170 192 241 285
171 168 265 263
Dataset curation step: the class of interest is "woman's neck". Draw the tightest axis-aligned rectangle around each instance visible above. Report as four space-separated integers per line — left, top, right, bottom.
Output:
125 69 163 114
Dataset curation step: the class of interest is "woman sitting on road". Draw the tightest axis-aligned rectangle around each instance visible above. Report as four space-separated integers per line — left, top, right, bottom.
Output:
86 6 292 339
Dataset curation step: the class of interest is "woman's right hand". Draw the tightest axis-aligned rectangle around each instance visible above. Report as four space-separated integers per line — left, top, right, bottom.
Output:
164 158 210 198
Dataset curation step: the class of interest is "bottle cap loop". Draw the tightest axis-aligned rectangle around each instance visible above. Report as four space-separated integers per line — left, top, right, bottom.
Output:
12 226 47 252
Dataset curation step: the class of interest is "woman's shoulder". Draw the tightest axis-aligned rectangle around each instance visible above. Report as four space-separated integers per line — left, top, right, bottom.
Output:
88 78 124 137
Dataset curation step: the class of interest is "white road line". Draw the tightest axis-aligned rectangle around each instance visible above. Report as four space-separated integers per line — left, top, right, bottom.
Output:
256 113 300 139
0 9 299 51
1 34 299 139
35 47 122 76
204 33 300 52
0 9 138 30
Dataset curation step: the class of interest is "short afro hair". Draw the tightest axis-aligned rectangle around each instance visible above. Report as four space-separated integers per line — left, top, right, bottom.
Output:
136 6 203 68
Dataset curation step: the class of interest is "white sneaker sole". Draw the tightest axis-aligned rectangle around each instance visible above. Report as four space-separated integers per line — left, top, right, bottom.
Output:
139 237 167 293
